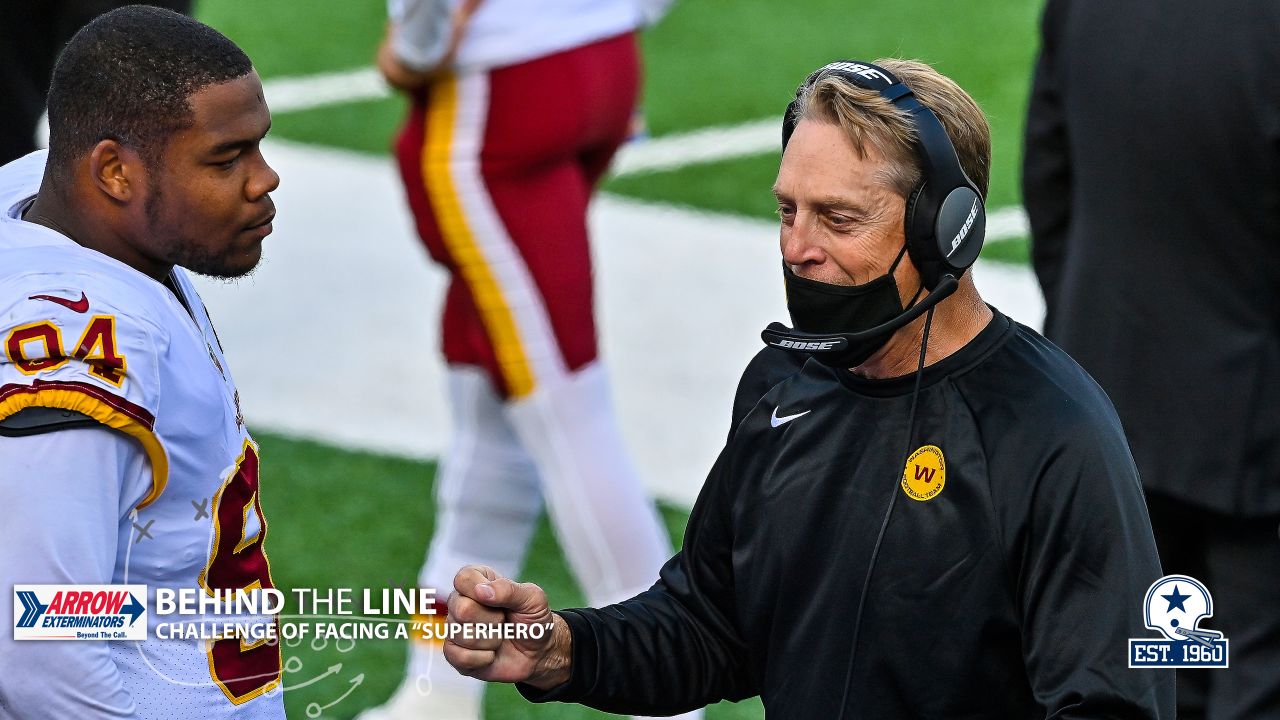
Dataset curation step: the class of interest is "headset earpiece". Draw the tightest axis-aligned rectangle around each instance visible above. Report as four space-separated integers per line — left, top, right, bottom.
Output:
905 182 985 290
902 180 931 282
933 185 985 271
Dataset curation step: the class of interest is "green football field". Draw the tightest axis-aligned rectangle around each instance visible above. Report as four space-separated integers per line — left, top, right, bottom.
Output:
196 1 1047 716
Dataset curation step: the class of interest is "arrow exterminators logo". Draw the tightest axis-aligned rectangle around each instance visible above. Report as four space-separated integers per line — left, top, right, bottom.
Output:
13 585 148 640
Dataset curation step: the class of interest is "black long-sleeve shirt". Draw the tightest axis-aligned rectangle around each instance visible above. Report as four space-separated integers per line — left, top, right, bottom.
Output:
523 310 1174 718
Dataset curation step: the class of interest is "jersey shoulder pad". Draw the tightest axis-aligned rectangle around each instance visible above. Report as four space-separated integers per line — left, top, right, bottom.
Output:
0 246 176 510
0 406 96 436
0 267 171 429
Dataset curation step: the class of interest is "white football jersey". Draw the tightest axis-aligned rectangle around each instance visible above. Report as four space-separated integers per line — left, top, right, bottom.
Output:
0 152 284 718
389 0 674 72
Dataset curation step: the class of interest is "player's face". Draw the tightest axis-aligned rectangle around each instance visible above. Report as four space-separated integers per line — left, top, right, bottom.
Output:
143 71 279 278
773 119 916 294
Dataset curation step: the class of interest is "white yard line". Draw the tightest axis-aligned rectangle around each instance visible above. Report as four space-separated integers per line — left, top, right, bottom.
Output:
985 206 1030 242
262 67 390 113
610 118 779 175
256 67 1033 243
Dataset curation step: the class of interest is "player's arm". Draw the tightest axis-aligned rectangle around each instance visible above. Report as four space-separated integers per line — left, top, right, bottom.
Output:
447 448 757 715
993 410 1174 718
0 279 166 717
1022 0 1072 324
0 426 152 718
378 0 481 90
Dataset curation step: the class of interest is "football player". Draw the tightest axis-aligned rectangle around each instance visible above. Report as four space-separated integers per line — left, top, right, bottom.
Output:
0 7 284 718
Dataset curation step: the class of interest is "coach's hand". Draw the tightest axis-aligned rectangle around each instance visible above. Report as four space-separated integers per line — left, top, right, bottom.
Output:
444 565 572 691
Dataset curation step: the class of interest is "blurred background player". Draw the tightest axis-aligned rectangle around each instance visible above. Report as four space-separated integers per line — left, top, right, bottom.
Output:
362 1 700 719
0 6 282 718
0 0 192 165
1024 1 1280 717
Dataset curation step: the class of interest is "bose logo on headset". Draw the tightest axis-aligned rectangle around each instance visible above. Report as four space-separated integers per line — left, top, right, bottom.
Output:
948 198 981 257
822 61 893 85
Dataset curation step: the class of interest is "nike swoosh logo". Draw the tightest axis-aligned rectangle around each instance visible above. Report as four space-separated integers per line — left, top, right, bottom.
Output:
770 406 811 428
29 292 89 313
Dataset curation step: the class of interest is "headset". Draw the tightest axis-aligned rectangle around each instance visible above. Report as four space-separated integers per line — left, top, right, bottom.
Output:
762 60 987 353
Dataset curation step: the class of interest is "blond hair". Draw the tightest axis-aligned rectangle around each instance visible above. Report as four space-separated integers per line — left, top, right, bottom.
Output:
792 59 991 200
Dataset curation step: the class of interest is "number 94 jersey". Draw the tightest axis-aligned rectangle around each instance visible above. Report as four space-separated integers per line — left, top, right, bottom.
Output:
0 159 284 717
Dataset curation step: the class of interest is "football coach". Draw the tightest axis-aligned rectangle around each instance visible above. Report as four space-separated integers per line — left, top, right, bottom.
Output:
437 59 1174 718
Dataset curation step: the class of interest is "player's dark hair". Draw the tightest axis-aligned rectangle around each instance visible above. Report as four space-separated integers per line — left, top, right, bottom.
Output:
45 5 253 179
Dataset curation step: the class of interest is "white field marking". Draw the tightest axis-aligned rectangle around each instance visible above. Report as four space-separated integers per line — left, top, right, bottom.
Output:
258 64 776 175
257 67 1033 241
262 67 391 114
985 206 1029 242
610 118 779 176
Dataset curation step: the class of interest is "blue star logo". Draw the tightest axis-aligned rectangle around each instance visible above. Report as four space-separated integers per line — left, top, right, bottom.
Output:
1162 585 1191 613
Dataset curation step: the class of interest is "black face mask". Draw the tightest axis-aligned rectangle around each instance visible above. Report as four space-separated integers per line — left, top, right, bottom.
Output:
782 245 918 368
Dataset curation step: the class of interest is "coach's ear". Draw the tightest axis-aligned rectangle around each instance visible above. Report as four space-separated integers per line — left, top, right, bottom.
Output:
88 139 137 203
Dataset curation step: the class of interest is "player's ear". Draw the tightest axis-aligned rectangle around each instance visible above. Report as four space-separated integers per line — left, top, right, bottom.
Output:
88 140 136 203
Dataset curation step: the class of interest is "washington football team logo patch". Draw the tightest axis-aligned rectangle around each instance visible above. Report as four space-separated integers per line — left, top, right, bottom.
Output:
901 445 945 501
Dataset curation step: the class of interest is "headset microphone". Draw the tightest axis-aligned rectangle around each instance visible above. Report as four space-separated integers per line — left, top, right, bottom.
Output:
760 274 959 356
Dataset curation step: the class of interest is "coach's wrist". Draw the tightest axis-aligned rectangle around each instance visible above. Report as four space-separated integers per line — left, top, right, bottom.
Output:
525 612 573 690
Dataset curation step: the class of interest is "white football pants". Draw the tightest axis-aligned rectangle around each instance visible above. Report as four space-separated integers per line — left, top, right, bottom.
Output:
409 363 699 718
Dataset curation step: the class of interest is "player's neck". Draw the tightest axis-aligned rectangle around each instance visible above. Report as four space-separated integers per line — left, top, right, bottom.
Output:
25 188 173 282
851 280 992 380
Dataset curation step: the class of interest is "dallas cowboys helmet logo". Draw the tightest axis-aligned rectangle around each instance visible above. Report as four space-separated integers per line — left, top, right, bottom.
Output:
1129 574 1229 668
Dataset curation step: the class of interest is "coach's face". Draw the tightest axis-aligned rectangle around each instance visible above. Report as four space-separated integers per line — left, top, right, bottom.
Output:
142 71 279 278
774 119 916 295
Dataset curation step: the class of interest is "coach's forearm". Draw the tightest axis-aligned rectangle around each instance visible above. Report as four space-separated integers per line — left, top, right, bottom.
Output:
523 612 573 691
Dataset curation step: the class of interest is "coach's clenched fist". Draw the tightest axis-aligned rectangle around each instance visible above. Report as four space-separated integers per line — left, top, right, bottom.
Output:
444 565 573 691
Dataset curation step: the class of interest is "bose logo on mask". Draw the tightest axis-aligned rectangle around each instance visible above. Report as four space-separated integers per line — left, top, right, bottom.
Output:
773 339 840 351
948 198 980 257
